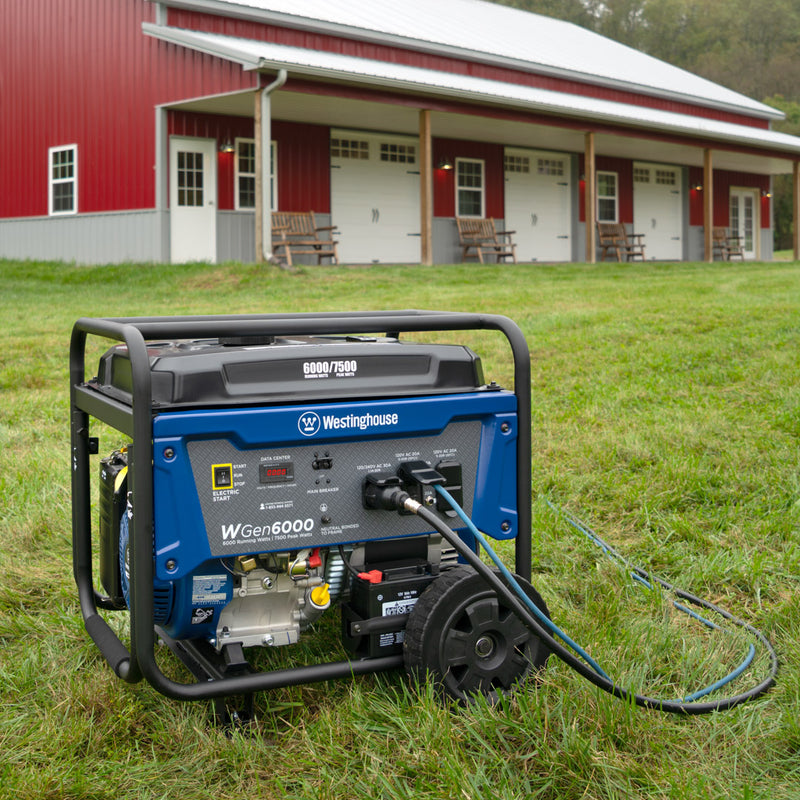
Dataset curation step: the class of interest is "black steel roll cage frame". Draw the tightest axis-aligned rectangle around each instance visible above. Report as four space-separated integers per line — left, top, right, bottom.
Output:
70 309 532 702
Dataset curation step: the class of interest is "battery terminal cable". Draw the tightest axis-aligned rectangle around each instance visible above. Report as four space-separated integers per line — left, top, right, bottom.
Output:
368 477 778 714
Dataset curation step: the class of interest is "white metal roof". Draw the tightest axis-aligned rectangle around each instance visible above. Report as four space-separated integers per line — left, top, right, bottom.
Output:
155 0 781 119
143 24 800 158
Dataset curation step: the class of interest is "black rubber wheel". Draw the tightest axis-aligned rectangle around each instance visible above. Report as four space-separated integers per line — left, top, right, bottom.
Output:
404 566 551 704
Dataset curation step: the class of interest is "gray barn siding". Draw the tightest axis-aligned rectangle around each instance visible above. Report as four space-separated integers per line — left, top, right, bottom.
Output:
761 229 774 260
0 209 771 266
0 210 258 266
432 218 461 265
0 210 164 265
687 226 705 261
217 211 256 263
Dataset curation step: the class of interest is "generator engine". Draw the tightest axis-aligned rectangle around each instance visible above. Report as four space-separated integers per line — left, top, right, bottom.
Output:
72 312 545 712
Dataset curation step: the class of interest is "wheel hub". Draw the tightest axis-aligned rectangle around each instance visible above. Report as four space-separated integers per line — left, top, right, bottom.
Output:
474 634 496 659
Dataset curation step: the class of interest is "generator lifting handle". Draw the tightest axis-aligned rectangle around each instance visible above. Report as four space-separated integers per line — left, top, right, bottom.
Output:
69 310 532 700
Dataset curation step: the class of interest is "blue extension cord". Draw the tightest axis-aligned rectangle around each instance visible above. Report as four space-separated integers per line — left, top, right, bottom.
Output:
434 485 758 704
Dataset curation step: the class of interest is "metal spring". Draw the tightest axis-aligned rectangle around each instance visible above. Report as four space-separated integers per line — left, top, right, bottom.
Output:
324 549 349 601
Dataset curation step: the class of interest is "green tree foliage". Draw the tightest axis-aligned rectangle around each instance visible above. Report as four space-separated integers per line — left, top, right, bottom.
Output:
497 0 800 102
500 0 594 26
763 95 800 249
494 0 800 249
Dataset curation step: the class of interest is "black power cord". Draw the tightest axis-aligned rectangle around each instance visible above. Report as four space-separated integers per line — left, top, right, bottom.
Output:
377 486 778 715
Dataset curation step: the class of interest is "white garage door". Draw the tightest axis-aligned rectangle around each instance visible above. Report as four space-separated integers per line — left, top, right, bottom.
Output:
504 148 571 262
330 130 420 264
633 163 683 261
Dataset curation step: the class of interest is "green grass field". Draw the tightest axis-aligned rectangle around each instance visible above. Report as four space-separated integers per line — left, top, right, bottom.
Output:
1 258 799 799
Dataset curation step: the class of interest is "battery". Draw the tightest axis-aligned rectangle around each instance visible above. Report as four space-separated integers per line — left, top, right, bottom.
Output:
342 566 436 658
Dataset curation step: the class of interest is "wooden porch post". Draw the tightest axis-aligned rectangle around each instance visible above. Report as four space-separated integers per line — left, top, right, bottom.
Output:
419 109 434 266
793 161 800 261
584 132 596 263
703 148 714 262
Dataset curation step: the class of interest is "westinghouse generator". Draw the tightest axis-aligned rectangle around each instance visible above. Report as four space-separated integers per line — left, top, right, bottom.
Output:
71 310 552 718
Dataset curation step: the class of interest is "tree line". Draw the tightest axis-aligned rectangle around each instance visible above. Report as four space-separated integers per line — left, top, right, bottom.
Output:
495 0 800 247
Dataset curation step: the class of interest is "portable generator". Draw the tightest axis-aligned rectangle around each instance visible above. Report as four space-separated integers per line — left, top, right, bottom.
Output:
71 311 551 718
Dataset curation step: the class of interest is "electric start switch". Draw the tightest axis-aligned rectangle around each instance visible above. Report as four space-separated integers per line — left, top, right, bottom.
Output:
212 464 233 490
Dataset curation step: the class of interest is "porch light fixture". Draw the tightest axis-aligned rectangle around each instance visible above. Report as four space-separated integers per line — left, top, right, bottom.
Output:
436 157 453 170
762 189 772 198
219 138 235 153
692 183 703 191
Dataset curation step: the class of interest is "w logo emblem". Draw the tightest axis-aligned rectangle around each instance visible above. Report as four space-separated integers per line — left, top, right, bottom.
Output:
298 412 321 437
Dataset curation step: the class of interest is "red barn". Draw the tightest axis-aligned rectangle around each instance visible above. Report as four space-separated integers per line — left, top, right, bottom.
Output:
3 0 800 264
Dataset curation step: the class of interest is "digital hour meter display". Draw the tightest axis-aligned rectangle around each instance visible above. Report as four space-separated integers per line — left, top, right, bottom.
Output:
259 462 294 484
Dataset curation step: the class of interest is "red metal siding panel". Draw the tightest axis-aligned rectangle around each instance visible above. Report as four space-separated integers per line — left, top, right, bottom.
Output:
272 121 331 213
761 194 771 230
0 0 162 216
167 8 770 130
2 0 257 219
689 166 705 227
432 139 504 218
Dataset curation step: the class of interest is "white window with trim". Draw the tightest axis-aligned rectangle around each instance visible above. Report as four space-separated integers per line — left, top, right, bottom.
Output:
597 171 618 223
235 139 277 210
455 158 485 218
49 144 77 215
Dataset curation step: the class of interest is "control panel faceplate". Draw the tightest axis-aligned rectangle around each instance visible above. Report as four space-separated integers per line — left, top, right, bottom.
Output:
151 393 518 580
188 422 479 557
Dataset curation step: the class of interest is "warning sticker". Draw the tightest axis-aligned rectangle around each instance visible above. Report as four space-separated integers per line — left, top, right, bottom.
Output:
381 598 418 617
192 575 228 605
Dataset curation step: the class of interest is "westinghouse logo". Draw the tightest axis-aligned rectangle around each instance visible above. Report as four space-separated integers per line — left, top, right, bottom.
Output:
297 410 399 437
298 412 322 437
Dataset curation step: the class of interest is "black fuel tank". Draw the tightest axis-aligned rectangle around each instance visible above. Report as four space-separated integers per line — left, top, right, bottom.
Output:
90 335 487 409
